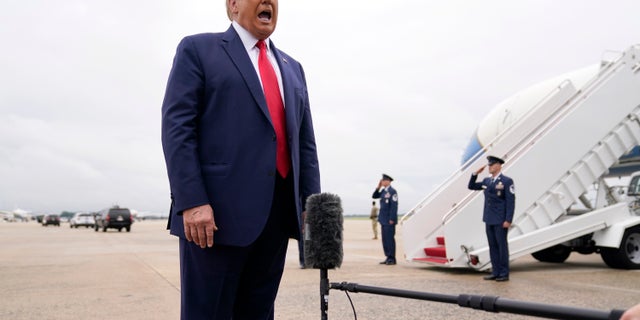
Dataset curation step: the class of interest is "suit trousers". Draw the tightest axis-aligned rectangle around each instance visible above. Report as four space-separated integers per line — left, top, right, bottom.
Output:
485 224 509 277
179 174 297 320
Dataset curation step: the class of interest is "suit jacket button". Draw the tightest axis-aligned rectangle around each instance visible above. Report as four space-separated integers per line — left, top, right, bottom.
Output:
272 135 276 141
268 171 275 177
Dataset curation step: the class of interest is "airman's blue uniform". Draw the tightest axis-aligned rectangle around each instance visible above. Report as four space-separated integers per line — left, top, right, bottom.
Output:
468 157 515 280
373 178 398 264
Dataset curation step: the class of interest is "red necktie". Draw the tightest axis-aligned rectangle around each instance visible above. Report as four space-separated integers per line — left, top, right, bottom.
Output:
257 40 290 178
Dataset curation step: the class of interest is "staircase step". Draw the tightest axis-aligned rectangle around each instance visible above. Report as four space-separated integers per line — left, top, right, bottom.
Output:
436 236 445 245
424 246 447 258
414 257 448 264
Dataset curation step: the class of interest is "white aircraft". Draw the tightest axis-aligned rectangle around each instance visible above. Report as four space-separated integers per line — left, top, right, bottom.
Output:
0 208 32 222
401 44 640 270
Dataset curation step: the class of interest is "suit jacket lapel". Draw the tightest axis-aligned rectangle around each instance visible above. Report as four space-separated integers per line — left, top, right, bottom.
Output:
271 40 298 134
221 26 272 124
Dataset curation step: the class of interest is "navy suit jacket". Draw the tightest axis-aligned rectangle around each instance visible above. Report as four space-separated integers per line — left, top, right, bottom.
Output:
372 186 398 225
161 26 321 247
468 173 515 225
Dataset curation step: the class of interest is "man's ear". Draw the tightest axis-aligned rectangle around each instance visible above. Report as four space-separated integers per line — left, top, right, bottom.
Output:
226 0 236 21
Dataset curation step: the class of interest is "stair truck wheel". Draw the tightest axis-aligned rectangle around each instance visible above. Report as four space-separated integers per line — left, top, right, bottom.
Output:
531 244 571 263
601 226 640 269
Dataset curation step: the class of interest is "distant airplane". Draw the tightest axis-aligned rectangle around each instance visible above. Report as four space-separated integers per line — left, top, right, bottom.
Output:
0 208 32 222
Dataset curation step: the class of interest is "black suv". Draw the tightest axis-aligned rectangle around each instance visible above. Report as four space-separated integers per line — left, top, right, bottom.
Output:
94 206 133 232
42 214 60 226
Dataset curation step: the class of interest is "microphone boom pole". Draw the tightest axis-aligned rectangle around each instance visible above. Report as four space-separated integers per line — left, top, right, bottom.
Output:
330 282 626 320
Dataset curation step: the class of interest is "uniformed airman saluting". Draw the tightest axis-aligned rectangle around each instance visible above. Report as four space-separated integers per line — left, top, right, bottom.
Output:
468 156 515 281
372 173 398 265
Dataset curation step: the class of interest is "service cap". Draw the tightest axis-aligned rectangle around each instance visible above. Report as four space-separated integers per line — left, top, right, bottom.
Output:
382 173 394 181
487 155 505 165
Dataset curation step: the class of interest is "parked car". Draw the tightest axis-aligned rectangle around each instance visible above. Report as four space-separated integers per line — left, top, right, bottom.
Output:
70 212 95 228
42 215 60 226
94 206 133 232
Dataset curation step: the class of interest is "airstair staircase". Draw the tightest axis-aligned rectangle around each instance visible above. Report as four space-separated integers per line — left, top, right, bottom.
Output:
401 45 640 270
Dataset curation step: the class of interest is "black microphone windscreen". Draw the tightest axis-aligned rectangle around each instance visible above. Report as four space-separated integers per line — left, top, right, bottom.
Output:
304 193 343 269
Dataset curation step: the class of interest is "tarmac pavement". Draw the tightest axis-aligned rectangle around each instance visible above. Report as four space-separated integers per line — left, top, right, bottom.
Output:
1 219 639 320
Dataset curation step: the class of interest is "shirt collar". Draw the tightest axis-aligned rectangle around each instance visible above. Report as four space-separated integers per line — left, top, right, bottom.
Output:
232 21 271 52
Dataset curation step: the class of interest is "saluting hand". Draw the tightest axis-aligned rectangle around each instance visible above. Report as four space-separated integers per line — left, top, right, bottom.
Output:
183 204 218 249
475 165 486 175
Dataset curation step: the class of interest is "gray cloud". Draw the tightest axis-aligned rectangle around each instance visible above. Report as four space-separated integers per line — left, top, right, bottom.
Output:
1 0 638 216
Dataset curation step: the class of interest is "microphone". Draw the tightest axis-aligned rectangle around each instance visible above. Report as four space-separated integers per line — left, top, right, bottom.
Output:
303 192 343 320
304 192 343 269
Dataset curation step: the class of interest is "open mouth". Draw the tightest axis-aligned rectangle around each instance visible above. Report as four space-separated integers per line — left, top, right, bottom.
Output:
258 11 272 22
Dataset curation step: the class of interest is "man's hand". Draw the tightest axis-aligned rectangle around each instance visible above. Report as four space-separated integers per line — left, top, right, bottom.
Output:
622 303 640 320
183 204 218 249
475 165 486 175
377 179 383 188
502 221 512 229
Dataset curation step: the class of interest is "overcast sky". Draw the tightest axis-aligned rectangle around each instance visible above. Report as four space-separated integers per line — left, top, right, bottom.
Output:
1 0 639 215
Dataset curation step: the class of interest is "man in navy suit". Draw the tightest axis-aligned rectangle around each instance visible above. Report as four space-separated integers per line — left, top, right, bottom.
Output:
372 174 398 265
468 155 515 282
161 0 320 318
